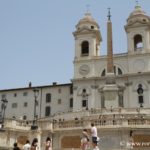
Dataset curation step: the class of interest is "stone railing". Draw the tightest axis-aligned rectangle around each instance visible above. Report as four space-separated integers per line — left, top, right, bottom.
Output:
3 118 53 131
53 117 150 130
89 107 150 115
52 108 150 121
52 109 90 120
53 114 150 130
4 119 32 130
38 119 53 131
2 108 150 131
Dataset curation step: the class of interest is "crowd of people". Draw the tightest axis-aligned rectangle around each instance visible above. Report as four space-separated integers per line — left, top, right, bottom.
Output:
13 123 99 150
13 136 52 150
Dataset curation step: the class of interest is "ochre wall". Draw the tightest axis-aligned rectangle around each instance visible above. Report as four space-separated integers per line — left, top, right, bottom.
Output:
61 136 81 148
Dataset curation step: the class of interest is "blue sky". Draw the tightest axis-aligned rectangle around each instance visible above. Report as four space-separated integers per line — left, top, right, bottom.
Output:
0 0 150 90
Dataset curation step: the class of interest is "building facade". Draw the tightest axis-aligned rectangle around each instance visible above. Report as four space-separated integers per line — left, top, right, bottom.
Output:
0 4 150 150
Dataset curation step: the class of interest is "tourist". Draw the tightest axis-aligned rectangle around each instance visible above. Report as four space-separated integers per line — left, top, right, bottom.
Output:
91 123 97 145
45 137 52 150
23 140 31 150
91 123 100 150
30 138 39 150
13 142 21 150
80 129 90 150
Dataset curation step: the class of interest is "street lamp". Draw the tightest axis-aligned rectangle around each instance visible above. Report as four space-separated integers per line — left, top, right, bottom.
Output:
0 97 8 131
31 88 39 130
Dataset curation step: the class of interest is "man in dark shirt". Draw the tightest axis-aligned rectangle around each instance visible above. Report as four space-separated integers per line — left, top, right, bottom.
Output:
13 142 21 150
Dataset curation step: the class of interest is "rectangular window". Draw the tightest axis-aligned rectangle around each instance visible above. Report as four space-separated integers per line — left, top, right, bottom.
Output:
139 96 144 104
70 98 73 108
82 100 87 107
58 99 61 104
46 93 51 103
70 85 73 94
45 106 51 117
23 92 28 96
12 103 18 108
24 102 28 107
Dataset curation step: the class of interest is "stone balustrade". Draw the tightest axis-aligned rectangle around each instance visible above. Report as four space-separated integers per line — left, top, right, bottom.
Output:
2 108 150 131
3 118 53 131
52 116 150 130
4 119 31 130
53 108 150 130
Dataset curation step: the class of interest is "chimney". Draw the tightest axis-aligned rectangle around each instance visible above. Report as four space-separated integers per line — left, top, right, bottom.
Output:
29 82 32 87
53 82 57 85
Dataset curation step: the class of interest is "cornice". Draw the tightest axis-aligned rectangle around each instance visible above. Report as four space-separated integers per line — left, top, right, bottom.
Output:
72 72 150 82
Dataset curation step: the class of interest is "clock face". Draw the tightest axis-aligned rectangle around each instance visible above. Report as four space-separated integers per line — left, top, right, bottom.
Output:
79 65 90 75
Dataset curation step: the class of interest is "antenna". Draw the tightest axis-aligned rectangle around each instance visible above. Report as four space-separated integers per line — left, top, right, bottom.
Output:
107 7 111 21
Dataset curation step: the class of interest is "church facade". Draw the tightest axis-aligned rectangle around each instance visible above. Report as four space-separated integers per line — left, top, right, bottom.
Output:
0 4 150 150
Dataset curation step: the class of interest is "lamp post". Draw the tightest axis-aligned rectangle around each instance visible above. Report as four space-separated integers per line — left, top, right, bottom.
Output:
0 98 8 130
31 88 39 130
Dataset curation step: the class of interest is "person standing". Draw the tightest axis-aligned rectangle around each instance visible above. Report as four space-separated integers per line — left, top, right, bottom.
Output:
13 142 21 150
23 140 31 150
45 137 52 150
30 138 39 150
91 123 99 150
91 123 97 144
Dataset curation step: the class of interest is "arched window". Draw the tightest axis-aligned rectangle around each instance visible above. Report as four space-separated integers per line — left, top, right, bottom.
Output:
134 34 143 51
118 68 123 75
101 69 106 76
23 115 27 120
81 41 89 56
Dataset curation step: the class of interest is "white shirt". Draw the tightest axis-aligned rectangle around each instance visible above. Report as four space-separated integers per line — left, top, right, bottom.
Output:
91 126 97 137
23 143 31 150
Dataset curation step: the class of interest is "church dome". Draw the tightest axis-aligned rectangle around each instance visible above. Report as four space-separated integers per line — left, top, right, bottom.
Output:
76 12 99 30
126 5 150 26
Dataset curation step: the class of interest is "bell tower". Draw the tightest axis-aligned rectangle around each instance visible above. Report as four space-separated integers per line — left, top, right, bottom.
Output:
73 12 102 79
72 12 102 111
125 4 150 54
73 12 102 59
